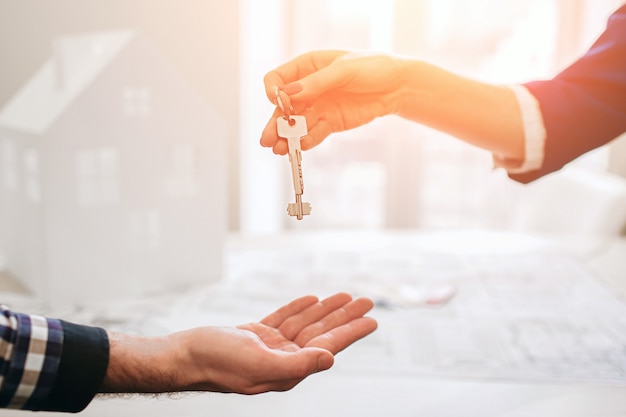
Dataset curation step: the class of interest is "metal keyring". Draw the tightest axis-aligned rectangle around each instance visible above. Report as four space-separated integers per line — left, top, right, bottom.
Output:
275 86 293 121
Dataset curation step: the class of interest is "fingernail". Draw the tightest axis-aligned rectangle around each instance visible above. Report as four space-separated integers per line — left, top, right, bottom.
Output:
281 83 303 95
317 353 334 372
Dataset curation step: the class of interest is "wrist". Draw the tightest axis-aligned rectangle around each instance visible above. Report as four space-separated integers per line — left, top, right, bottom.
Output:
393 58 437 119
100 331 181 393
378 55 415 117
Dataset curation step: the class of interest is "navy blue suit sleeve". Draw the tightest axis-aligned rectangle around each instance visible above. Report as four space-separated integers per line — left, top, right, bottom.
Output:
510 5 626 184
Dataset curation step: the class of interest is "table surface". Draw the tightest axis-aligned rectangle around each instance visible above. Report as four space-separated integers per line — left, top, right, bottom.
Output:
4 229 626 417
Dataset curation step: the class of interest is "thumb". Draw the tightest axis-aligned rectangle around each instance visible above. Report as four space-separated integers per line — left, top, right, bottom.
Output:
286 348 334 378
312 348 334 372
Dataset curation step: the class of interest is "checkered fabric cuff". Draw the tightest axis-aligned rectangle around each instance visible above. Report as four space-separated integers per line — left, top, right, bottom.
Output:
0 305 63 410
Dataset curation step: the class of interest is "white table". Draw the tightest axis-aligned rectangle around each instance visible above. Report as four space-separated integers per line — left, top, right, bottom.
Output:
6 230 626 417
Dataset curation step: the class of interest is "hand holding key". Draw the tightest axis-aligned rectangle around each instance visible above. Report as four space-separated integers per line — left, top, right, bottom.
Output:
261 51 402 156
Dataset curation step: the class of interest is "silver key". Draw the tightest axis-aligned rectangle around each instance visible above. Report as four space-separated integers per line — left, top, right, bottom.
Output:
276 115 312 220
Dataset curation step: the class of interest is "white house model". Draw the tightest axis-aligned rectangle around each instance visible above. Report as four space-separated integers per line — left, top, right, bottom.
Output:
0 30 228 308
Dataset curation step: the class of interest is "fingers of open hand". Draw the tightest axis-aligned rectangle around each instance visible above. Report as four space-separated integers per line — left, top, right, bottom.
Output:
273 292 354 340
294 297 376 348
260 294 320 328
261 295 318 328
304 316 378 354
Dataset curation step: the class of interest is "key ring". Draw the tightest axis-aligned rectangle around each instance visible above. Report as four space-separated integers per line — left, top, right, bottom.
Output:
275 86 295 124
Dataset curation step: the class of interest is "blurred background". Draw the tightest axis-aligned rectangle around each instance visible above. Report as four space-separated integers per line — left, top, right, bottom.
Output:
1 0 626 306
0 0 625 307
2 1 626 416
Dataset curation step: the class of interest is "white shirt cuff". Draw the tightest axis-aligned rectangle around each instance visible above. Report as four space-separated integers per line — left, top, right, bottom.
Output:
493 85 546 174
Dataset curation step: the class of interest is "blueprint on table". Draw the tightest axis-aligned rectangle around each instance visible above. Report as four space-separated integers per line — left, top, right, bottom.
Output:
221 242 626 384
25 234 623 385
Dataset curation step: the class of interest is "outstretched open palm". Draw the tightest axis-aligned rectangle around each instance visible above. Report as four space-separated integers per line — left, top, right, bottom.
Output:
238 292 377 354
177 293 377 395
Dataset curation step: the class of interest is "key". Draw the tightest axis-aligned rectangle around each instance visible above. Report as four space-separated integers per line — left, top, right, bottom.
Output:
276 115 312 220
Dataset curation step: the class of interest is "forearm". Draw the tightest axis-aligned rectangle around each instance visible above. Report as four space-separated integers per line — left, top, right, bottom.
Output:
100 328 249 395
395 59 525 161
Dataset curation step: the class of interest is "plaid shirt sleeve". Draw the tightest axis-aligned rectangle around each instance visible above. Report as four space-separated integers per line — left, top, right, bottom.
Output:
0 305 109 413
0 305 63 410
